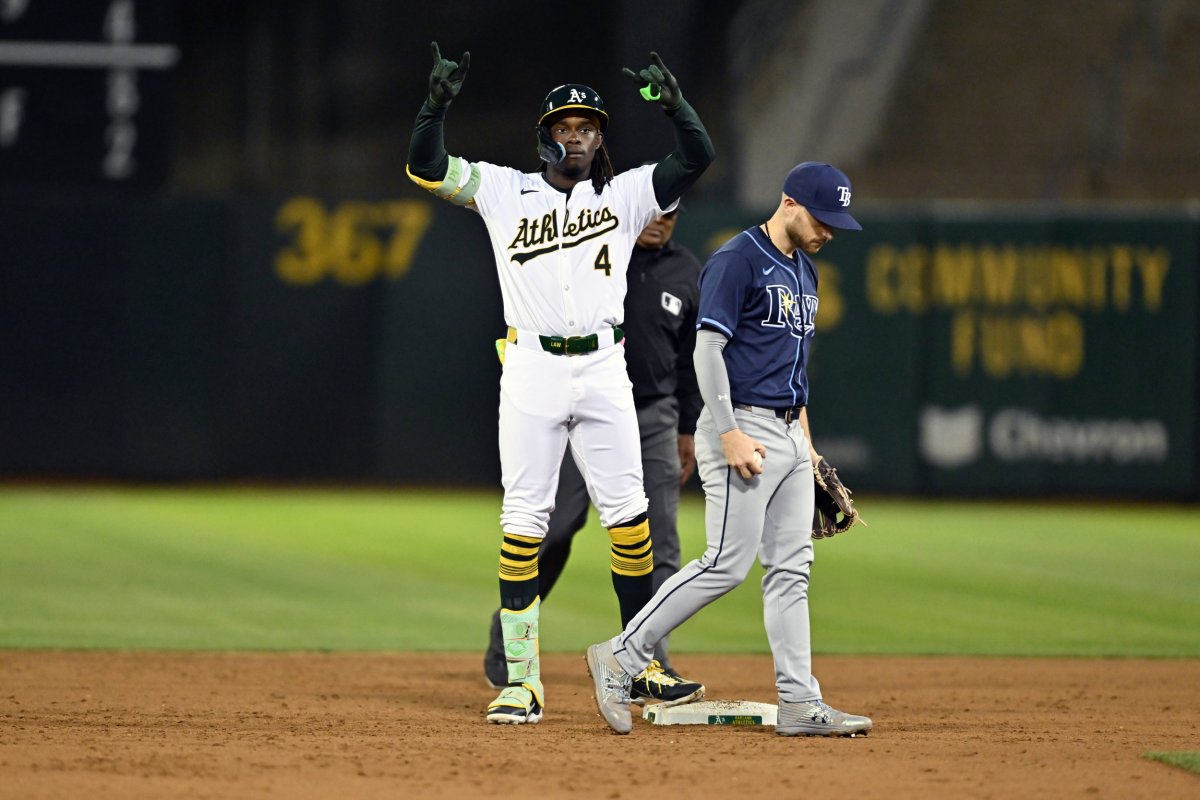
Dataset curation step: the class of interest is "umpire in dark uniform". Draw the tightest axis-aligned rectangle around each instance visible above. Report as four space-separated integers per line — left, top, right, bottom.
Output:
485 209 706 705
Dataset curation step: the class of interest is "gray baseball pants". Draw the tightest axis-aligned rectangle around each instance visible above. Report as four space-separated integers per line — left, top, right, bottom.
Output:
539 399 684 666
611 404 822 703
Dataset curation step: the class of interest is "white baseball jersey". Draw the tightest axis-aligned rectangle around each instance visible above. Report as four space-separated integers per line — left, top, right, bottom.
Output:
412 156 676 537
469 162 676 336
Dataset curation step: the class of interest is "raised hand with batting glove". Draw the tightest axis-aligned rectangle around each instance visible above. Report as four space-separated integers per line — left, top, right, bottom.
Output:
426 41 470 109
622 52 683 111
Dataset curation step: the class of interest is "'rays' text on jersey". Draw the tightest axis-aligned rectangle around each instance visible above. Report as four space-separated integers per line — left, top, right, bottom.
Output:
508 206 620 265
762 285 818 338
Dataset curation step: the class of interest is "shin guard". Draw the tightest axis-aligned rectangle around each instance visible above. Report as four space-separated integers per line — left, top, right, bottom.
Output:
498 597 544 707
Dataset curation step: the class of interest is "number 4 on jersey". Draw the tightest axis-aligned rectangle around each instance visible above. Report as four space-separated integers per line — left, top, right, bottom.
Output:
594 244 612 277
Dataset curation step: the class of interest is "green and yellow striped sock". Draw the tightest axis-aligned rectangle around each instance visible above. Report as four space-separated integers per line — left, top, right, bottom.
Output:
608 513 654 627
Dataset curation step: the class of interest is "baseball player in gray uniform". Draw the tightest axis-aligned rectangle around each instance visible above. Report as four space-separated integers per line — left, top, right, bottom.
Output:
586 162 873 737
406 43 713 726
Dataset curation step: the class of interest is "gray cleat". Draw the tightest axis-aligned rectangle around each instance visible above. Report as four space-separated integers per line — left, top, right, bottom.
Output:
776 699 873 737
585 642 633 734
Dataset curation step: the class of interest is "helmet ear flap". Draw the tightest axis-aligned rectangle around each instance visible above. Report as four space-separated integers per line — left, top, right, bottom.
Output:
535 125 565 165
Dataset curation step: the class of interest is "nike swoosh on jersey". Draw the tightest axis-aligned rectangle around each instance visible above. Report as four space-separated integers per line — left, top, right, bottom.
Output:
520 188 538 195
762 265 776 275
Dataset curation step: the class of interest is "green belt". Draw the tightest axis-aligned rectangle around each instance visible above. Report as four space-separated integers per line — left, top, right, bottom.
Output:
538 326 624 355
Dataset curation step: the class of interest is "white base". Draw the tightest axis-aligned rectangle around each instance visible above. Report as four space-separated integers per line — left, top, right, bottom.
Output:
643 700 777 726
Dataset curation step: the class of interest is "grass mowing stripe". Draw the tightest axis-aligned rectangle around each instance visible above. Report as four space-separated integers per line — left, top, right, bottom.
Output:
796 500 1200 655
1144 752 1200 775
1 488 495 650
1 488 1198 654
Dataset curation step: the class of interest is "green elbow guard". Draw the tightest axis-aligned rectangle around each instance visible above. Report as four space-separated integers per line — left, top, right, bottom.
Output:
406 155 481 206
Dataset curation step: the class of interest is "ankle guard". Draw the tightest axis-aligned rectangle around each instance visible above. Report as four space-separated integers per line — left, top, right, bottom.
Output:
500 597 544 706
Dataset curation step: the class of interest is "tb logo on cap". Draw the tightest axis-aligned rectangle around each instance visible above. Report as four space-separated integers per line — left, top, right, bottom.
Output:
837 186 852 207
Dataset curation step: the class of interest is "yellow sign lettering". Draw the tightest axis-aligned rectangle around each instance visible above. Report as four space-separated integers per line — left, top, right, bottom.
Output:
897 246 928 313
1023 247 1053 311
330 202 384 285
383 202 434 278
1046 311 1085 377
979 245 1019 306
866 238 1173 382
953 311 1084 379
1136 247 1169 311
1110 246 1135 311
274 198 434 286
932 245 974 306
1050 248 1087 307
951 310 975 376
274 196 329 286
867 241 1173 315
815 262 844 329
866 245 901 313
1087 248 1107 310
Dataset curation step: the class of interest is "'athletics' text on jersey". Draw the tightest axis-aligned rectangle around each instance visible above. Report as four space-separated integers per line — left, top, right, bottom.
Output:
469 162 676 337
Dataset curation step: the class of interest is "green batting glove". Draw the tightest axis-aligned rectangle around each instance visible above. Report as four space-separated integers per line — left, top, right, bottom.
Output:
621 51 682 111
427 41 470 109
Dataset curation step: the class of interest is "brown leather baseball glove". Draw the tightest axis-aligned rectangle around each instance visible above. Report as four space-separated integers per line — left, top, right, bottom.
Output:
812 457 864 539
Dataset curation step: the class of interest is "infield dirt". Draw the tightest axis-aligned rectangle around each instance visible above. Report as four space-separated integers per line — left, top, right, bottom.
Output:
2 652 1197 799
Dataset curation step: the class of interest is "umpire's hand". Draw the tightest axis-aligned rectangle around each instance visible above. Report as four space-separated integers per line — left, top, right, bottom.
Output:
678 434 696 485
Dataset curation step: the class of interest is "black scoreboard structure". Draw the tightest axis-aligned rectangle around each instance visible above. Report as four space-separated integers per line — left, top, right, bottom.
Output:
0 0 178 189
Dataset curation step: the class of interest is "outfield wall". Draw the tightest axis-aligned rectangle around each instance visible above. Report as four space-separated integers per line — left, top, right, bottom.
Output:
2 190 1196 497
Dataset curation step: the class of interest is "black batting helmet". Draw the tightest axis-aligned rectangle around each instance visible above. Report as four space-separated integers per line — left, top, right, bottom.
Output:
538 84 608 131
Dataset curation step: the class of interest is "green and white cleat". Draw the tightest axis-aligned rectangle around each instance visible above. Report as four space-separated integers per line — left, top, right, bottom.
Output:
486 684 543 725
486 598 544 725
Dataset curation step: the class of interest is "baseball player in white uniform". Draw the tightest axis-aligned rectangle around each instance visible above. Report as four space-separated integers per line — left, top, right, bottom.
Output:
406 43 713 725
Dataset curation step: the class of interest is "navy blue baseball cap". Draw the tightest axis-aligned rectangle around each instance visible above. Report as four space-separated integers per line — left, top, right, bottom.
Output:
783 162 862 231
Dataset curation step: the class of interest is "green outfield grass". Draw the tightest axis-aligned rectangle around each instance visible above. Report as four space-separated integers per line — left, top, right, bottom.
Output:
1144 752 1200 776
0 486 1197 655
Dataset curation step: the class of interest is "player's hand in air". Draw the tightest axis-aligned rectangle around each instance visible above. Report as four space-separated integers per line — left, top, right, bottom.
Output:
427 41 470 108
622 52 682 111
719 429 765 480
